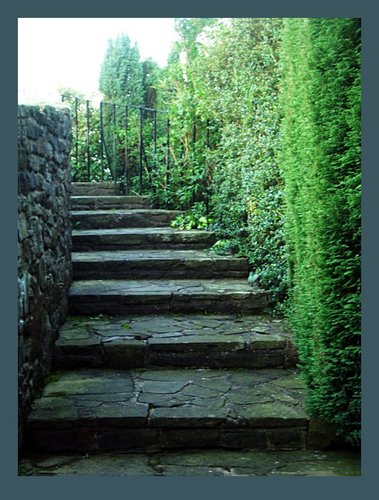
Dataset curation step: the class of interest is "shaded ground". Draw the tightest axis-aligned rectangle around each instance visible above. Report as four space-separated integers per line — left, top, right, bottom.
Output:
19 449 360 476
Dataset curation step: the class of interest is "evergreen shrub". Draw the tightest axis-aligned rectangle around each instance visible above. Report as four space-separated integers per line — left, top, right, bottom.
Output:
279 18 361 445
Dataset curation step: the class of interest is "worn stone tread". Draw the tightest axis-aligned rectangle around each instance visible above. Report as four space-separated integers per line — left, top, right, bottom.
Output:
19 449 361 476
26 368 308 452
71 182 118 196
71 196 152 210
68 279 270 315
72 227 217 251
53 314 298 369
71 209 183 229
71 249 248 279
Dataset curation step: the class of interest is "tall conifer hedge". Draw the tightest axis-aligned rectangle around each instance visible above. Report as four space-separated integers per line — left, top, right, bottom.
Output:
279 18 361 445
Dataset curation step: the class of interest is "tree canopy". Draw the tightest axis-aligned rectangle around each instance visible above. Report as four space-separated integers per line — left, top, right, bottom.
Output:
99 34 143 105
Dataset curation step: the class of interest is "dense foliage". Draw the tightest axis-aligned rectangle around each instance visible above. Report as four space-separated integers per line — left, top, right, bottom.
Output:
156 18 287 305
279 18 361 445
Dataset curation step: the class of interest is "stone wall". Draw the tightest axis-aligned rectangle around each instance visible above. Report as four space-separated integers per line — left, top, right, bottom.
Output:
18 103 72 448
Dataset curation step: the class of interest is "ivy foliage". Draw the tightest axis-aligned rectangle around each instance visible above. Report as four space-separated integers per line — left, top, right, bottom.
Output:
279 18 361 446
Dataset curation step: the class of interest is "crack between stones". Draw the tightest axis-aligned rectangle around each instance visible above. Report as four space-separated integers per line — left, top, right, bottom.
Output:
140 381 192 398
147 454 164 475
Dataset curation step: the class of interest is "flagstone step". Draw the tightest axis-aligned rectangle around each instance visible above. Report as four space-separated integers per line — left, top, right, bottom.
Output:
72 250 249 280
71 209 182 229
18 449 361 476
25 368 308 453
68 279 270 315
71 182 119 196
71 196 151 210
53 314 298 370
72 227 217 251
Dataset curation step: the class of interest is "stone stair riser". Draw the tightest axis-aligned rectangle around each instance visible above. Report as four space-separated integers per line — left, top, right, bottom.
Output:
72 231 217 251
53 341 297 370
72 260 249 280
71 210 182 229
26 426 307 453
71 182 119 196
69 295 269 316
71 196 151 210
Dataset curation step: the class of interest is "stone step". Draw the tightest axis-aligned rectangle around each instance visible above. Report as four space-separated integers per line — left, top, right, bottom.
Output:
71 196 152 210
71 250 249 280
71 209 182 230
68 279 270 315
25 368 308 453
19 449 361 476
72 227 217 251
53 314 298 370
71 182 119 196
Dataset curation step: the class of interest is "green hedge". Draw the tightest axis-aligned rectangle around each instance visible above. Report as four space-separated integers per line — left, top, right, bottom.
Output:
279 18 361 445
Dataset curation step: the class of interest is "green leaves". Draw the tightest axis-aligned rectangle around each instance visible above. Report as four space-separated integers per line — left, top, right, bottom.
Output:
99 34 143 106
171 202 214 230
156 18 287 308
280 18 361 445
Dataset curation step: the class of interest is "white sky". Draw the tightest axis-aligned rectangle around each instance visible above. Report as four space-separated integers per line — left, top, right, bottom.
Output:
18 18 179 102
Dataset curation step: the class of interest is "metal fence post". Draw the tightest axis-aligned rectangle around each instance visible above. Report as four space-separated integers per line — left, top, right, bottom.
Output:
205 119 211 218
74 97 79 172
166 118 170 188
124 106 129 195
99 101 104 181
112 103 117 192
86 100 90 181
139 107 143 195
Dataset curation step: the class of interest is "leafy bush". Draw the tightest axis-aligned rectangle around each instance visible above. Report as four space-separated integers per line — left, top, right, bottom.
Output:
157 18 287 308
171 202 214 230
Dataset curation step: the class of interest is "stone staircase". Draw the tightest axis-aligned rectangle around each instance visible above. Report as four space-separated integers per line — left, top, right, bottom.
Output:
24 182 308 457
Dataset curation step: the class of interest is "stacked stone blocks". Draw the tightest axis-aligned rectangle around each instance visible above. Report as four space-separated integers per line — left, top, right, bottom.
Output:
18 104 72 447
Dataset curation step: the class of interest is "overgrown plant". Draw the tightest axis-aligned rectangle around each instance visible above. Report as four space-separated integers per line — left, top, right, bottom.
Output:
157 18 286 307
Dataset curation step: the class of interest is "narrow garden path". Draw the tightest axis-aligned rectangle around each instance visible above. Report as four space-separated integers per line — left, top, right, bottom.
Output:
20 183 360 476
